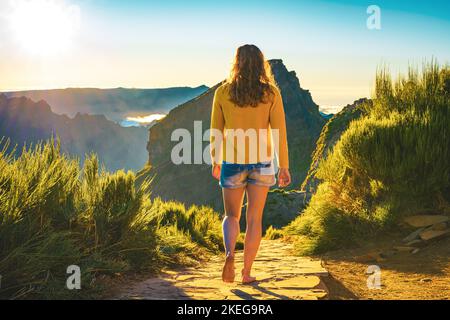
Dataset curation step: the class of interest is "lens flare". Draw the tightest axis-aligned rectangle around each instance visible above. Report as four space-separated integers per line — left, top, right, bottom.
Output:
8 0 80 56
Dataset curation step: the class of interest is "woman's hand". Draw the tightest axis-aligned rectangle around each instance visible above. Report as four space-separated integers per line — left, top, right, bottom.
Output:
278 168 291 188
212 164 221 180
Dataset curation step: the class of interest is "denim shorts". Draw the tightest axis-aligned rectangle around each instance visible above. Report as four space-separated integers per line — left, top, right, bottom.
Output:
219 161 276 189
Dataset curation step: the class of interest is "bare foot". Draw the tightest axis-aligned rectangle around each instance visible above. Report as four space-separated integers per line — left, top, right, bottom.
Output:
241 269 256 284
222 254 235 283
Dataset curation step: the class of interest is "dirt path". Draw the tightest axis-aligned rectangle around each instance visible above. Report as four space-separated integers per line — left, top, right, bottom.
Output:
115 239 329 300
321 236 450 300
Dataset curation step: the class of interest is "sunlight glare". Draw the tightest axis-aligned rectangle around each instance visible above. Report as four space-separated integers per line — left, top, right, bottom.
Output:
9 0 80 56
126 114 167 124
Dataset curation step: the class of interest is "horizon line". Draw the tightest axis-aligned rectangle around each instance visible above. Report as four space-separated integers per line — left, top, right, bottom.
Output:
0 84 210 93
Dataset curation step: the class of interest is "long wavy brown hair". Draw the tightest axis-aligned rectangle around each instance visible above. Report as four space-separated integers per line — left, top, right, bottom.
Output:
227 44 275 107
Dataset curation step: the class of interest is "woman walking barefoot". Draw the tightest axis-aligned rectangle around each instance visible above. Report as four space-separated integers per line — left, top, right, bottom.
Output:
210 44 291 284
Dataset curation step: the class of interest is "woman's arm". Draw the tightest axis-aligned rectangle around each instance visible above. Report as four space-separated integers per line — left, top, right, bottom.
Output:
269 87 289 169
210 87 225 170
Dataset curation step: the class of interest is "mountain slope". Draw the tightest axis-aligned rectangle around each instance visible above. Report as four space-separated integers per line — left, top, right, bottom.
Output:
143 59 325 209
302 98 370 193
3 86 208 123
0 94 148 171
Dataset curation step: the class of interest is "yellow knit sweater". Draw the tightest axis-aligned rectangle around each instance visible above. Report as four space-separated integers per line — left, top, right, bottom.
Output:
210 83 289 168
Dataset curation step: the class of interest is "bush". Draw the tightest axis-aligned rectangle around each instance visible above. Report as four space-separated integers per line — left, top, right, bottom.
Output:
286 62 450 254
264 226 284 240
147 199 224 258
0 138 223 299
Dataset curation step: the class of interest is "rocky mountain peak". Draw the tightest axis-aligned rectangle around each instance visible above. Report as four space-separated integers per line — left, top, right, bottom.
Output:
269 59 301 88
145 59 326 208
0 95 51 115
35 99 52 113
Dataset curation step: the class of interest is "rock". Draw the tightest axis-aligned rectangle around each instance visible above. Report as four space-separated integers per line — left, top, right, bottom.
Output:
431 222 448 231
260 275 322 290
403 215 449 228
263 191 310 229
405 239 423 246
393 246 416 253
419 229 450 241
402 228 426 243
420 278 432 283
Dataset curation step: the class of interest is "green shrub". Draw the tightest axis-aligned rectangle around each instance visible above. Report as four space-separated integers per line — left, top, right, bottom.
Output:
287 62 450 254
264 226 284 240
0 138 223 299
148 199 224 253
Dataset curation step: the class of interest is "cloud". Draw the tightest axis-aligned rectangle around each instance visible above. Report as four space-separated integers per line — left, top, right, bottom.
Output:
126 114 167 124
319 105 341 114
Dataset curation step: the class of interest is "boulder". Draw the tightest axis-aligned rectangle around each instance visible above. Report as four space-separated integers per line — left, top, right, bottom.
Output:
431 222 448 231
419 229 450 241
402 227 426 243
405 239 423 246
403 215 449 228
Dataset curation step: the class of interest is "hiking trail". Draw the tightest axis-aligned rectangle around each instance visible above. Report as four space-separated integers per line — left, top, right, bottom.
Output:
115 239 329 300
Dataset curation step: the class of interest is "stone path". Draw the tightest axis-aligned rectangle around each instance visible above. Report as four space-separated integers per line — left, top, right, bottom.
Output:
116 239 329 300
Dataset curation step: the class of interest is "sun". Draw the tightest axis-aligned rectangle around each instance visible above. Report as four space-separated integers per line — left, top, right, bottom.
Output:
9 0 80 56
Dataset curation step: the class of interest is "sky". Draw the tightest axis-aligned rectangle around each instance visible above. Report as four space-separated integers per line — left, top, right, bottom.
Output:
0 0 449 113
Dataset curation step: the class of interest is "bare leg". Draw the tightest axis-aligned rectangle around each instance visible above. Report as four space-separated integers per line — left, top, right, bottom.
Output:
242 184 269 283
222 187 245 282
